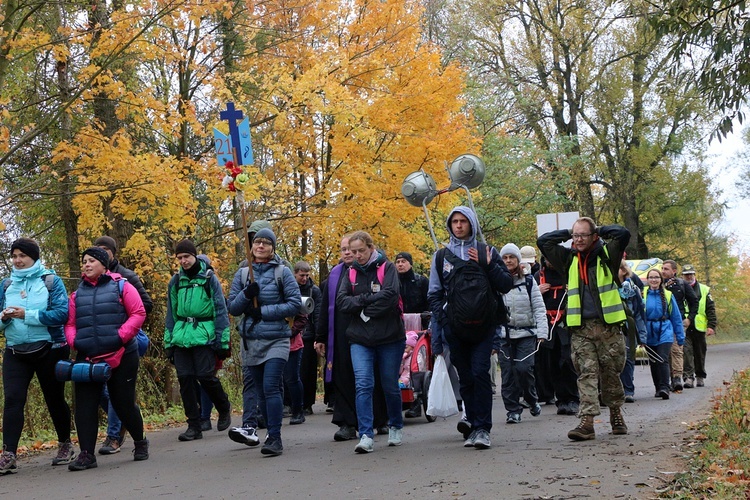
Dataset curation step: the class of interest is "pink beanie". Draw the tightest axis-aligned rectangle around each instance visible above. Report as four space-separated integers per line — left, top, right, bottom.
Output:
406 331 418 348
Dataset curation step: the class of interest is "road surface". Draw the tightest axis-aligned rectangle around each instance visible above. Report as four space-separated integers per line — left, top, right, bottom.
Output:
2 342 747 499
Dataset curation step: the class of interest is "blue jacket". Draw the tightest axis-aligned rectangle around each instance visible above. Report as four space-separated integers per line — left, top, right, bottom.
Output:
228 255 302 341
644 288 685 346
0 261 68 346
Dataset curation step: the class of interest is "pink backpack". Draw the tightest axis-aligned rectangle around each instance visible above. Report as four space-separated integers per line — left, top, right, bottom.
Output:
349 263 404 314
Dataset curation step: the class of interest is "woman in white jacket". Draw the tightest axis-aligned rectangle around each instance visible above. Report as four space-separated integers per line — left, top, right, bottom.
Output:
496 244 548 424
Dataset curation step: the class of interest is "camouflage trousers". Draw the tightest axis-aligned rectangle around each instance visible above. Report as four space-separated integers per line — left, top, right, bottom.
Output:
670 338 683 378
570 319 626 416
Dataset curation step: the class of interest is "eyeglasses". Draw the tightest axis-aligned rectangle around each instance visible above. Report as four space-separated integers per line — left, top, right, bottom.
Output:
571 233 593 240
253 239 273 246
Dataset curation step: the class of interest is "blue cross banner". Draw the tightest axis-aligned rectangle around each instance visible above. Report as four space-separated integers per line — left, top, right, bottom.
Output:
214 102 254 166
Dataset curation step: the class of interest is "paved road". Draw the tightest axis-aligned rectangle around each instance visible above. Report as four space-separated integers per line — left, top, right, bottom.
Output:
2 342 748 499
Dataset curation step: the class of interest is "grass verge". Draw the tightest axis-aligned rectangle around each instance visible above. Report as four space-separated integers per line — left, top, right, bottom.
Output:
660 368 750 497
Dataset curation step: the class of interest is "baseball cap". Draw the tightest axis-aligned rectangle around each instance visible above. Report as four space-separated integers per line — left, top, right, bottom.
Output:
520 245 537 264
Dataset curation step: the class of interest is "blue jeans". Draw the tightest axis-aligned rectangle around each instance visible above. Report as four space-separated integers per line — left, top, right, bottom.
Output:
241 365 258 427
100 385 122 440
350 340 405 439
620 345 635 396
283 349 304 414
446 326 494 432
248 358 286 440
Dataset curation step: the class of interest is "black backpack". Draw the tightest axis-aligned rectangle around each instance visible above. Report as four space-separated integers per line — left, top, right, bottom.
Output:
437 243 504 343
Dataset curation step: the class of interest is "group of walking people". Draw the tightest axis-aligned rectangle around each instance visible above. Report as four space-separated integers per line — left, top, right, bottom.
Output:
0 207 718 471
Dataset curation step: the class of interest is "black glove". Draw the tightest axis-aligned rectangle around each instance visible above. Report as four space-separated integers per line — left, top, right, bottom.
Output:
216 348 230 360
244 281 260 300
165 347 175 364
247 307 262 321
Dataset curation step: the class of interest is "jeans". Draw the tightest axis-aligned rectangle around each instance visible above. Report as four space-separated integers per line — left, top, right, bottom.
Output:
446 327 494 431
620 345 635 396
100 385 123 439
241 365 258 427
248 358 286 439
283 349 304 414
350 340 405 439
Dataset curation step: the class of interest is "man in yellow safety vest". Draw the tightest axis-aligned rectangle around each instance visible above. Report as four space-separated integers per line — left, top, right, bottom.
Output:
538 217 630 441
680 264 717 388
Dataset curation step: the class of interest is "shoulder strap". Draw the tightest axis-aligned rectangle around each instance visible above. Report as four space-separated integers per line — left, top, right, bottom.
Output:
274 265 284 296
118 278 125 297
348 267 357 290
525 274 533 299
2 278 9 293
376 262 386 285
436 248 447 287
241 266 249 287
204 269 214 297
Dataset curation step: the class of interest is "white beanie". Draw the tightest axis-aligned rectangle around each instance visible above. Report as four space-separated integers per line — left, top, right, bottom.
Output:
500 243 522 261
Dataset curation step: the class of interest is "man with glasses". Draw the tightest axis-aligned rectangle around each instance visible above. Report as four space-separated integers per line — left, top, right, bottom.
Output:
680 264 716 388
538 218 630 441
661 260 699 391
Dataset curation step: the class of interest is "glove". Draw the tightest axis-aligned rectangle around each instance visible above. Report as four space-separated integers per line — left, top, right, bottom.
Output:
165 347 175 364
216 348 230 360
244 281 260 300
247 307 262 321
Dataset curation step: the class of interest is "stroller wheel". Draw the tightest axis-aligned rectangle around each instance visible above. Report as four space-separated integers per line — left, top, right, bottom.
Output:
423 371 437 422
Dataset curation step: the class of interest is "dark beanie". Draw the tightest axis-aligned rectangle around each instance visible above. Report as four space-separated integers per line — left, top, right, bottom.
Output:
174 239 198 257
394 251 413 265
10 238 40 262
82 246 110 269
253 228 277 250
94 236 117 255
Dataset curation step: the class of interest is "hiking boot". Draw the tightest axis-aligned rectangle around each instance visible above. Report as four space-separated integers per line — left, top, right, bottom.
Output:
228 426 260 446
217 404 232 432
530 403 542 417
683 377 695 389
0 446 17 475
334 425 358 442
52 439 76 465
464 430 478 447
98 436 122 455
387 427 403 447
568 415 595 441
133 438 149 461
658 390 670 400
473 429 491 449
696 377 705 387
506 412 521 424
672 376 683 392
289 412 306 425
405 399 422 418
354 435 374 454
457 416 472 438
200 419 212 432
178 427 203 441
610 407 628 435
68 450 97 471
260 436 283 456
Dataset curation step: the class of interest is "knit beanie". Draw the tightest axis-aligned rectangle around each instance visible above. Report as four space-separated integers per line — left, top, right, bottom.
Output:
253 228 277 250
499 243 522 262
406 331 419 348
10 238 40 262
94 236 117 255
82 246 110 268
247 219 272 238
394 251 413 265
174 239 198 257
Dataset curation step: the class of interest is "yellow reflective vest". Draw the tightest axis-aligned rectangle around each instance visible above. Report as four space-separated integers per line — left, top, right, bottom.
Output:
688 283 710 332
567 247 626 327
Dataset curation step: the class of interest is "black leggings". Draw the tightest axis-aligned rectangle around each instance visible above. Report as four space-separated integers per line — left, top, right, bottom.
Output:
3 345 72 454
74 349 144 453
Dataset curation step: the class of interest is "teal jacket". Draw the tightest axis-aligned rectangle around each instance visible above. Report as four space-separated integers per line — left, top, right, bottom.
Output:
0 261 68 346
165 260 229 349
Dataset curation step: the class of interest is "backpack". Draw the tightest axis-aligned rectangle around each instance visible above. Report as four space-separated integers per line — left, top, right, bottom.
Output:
111 278 150 357
241 265 283 295
348 263 404 315
436 243 503 343
172 268 215 298
2 274 55 298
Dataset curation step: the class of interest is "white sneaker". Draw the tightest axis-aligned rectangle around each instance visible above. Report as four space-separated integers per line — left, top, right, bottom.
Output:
473 429 491 449
387 427 402 446
228 426 260 446
354 435 374 454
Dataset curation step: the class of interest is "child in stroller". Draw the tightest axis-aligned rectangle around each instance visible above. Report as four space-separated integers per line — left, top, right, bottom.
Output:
400 325 436 422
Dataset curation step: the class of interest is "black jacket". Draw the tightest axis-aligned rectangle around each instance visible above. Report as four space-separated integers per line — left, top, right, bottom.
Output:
398 270 429 314
665 276 699 324
298 279 322 341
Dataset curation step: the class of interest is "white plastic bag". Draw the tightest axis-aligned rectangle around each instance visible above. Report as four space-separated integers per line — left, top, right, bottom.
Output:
426 355 459 417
